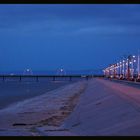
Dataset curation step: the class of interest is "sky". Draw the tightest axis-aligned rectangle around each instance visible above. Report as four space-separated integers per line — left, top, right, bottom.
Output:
0 4 140 72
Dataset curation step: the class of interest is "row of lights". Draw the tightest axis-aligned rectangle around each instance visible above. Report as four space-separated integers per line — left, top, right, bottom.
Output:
103 54 140 80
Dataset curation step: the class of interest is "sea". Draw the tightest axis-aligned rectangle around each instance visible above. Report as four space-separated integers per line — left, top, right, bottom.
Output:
0 70 102 109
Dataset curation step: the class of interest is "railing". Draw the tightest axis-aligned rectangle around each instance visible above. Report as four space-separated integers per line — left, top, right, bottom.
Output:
0 75 104 82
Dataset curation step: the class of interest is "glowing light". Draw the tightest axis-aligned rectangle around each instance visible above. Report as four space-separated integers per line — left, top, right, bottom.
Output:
134 60 136 62
133 55 135 58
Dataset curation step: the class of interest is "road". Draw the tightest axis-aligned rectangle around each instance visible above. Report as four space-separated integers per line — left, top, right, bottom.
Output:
105 78 140 90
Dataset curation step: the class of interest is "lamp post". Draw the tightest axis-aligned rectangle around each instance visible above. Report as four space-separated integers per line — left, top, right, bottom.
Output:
132 55 136 79
121 55 128 79
117 63 120 78
119 61 122 78
109 67 111 78
126 55 133 80
107 67 110 78
113 64 117 78
109 65 113 78
122 60 125 79
138 50 140 79
129 55 135 79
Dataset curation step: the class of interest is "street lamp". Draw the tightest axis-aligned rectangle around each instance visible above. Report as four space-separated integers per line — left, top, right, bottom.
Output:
116 63 119 78
119 61 122 78
137 50 140 79
126 55 134 80
122 60 125 79
131 57 136 79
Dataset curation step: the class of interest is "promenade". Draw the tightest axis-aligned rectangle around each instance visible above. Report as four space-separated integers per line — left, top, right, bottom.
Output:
39 78 140 136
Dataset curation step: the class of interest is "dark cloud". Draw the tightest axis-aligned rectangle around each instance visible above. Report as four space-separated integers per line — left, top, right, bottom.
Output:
0 4 140 71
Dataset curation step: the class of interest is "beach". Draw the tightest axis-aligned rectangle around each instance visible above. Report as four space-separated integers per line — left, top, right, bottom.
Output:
0 80 87 136
1 78 140 136
0 80 72 109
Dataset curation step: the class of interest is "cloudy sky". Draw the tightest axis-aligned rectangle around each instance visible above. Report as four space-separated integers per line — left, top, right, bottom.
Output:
0 4 140 72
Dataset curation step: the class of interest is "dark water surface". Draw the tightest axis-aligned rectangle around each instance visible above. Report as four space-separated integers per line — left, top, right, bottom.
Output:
0 79 75 109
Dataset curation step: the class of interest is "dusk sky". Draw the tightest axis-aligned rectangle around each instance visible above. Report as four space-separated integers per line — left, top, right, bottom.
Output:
0 4 140 72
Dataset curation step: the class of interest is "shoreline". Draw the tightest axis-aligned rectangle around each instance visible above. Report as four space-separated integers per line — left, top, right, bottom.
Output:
0 78 140 136
0 80 73 110
0 80 87 136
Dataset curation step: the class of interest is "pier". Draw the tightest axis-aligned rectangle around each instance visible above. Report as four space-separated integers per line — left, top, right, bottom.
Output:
0 75 104 82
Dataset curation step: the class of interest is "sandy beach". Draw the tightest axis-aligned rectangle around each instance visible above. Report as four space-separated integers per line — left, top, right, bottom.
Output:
0 80 87 136
1 78 140 136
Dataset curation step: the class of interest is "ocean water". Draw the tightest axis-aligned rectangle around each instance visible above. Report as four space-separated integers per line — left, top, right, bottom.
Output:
0 78 77 110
